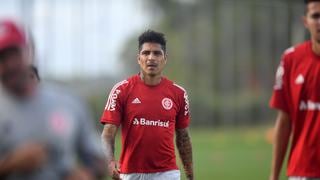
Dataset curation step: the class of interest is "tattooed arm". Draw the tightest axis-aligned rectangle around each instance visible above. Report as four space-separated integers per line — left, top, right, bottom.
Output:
101 124 121 180
176 128 193 180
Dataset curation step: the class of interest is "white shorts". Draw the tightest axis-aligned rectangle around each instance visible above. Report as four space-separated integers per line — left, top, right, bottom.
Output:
289 177 320 180
120 170 180 180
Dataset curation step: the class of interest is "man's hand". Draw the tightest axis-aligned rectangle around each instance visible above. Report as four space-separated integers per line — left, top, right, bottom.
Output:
4 143 47 172
108 160 121 180
269 174 279 180
65 166 94 180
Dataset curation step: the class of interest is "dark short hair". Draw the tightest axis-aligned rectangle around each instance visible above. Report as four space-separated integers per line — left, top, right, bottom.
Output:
0 46 21 63
304 0 320 14
305 0 320 4
138 30 166 52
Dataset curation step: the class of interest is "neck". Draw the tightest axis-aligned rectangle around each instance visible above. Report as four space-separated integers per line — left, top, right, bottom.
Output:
140 73 162 86
311 39 320 56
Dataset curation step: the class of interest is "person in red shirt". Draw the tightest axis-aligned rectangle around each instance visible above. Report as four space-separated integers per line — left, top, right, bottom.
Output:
101 30 193 180
269 1 320 180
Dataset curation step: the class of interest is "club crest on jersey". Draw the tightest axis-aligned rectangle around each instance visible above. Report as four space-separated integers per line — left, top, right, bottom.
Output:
49 111 70 135
162 98 173 110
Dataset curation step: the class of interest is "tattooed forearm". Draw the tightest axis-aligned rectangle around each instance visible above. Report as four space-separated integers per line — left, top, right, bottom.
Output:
101 124 118 162
176 128 193 180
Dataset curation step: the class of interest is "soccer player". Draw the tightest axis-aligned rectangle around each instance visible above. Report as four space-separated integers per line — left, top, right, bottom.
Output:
269 1 320 180
0 19 106 180
101 30 194 180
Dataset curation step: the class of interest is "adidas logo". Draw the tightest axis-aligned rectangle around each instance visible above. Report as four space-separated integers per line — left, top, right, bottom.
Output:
132 98 141 104
295 74 304 85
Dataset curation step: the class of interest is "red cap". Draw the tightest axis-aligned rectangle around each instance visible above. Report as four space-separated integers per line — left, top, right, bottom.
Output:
0 19 27 51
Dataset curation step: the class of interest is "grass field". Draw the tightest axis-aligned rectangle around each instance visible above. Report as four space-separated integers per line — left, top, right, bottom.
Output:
114 126 288 180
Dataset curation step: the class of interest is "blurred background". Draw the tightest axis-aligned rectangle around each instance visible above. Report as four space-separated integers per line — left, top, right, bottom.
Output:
0 0 305 179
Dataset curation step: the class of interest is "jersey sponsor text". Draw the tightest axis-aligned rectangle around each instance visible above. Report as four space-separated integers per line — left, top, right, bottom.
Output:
299 100 320 111
133 118 169 128
105 80 128 111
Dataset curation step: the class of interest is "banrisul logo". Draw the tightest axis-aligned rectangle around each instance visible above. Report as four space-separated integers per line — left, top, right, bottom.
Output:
133 118 169 128
300 100 320 111
133 118 139 125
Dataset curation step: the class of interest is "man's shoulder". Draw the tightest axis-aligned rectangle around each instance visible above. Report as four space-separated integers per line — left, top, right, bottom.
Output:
172 83 187 93
126 74 140 84
164 78 188 94
283 41 309 59
110 75 138 91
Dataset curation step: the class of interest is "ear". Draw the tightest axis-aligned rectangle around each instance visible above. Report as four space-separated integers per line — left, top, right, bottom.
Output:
164 53 168 64
137 54 141 65
303 15 308 29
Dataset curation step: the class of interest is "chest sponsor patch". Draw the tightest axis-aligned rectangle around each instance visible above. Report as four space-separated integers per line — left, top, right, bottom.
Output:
133 118 169 128
300 100 320 111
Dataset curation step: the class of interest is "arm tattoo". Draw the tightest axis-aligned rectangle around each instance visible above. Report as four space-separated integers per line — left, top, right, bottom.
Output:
176 128 193 180
101 124 118 162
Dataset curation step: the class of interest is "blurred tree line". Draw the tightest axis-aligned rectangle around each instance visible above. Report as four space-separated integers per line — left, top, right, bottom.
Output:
120 0 305 127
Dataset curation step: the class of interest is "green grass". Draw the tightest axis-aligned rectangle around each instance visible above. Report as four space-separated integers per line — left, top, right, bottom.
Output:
114 126 287 180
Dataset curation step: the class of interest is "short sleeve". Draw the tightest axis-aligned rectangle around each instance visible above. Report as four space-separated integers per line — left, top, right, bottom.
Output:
100 80 128 126
269 51 291 114
175 88 190 129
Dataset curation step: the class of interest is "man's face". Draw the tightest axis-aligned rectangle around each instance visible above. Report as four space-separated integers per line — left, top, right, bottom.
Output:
0 48 29 96
137 42 167 77
304 2 320 43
